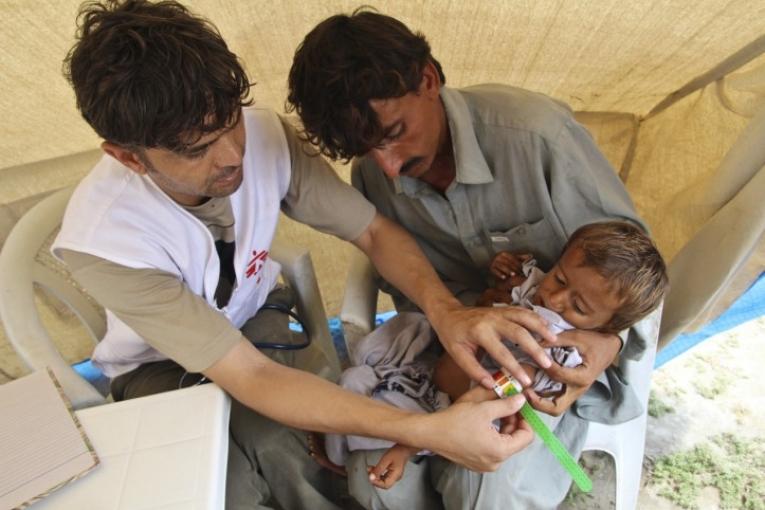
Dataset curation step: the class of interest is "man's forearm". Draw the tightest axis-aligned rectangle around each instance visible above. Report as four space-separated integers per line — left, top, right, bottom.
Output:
205 340 428 442
205 339 533 472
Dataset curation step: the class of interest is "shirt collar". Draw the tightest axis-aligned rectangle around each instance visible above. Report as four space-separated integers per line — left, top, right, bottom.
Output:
441 86 494 185
394 86 494 196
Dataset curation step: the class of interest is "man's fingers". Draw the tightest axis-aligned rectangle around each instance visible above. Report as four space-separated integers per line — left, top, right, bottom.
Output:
485 396 534 452
499 307 557 344
451 348 494 389
539 329 584 350
488 393 527 417
481 338 532 387
525 389 559 415
543 362 592 386
496 418 534 453
487 308 555 375
498 412 519 434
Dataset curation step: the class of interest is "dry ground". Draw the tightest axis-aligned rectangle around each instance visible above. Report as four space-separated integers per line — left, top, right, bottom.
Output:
564 317 765 510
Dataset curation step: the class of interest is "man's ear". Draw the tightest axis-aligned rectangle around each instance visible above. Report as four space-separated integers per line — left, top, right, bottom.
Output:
101 142 148 175
420 61 442 98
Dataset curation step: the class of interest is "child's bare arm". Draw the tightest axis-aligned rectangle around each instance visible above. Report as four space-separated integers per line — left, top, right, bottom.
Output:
435 352 536 403
368 444 419 489
434 353 473 402
476 287 515 307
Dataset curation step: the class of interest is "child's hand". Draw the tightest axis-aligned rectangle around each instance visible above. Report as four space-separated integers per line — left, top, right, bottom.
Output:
476 287 515 307
367 445 416 489
490 252 532 281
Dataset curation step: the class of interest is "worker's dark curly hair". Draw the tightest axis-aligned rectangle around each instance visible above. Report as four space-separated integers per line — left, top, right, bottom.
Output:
63 0 252 151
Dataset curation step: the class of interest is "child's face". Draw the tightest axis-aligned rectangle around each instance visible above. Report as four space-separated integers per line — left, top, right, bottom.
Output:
533 245 622 330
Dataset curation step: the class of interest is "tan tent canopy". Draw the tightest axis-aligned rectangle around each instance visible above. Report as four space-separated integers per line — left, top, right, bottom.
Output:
2 0 764 348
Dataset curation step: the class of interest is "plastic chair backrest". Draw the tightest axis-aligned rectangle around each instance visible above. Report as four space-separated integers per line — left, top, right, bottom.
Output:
0 185 339 409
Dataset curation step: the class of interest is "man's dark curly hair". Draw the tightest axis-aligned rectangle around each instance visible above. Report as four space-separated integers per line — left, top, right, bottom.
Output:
286 9 445 161
63 0 252 151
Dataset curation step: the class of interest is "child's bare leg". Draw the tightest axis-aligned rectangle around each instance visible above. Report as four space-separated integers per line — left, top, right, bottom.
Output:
306 432 347 476
434 353 473 402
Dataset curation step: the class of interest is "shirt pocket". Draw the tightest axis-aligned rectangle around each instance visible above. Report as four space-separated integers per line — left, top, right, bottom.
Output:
486 217 561 270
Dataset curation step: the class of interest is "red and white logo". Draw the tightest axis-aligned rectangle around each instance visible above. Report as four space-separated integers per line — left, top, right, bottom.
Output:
246 249 268 282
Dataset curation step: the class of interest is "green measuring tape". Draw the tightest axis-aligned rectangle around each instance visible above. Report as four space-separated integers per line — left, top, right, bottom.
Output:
492 369 592 493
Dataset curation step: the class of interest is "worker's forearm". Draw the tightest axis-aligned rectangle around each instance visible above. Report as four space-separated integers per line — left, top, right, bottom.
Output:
353 214 460 323
204 340 429 444
206 340 534 472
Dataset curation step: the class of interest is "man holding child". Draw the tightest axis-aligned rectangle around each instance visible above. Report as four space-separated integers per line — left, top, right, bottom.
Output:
58 1 660 509
287 9 661 509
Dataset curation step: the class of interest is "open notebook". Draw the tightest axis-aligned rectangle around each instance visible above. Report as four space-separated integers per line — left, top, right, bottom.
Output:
0 369 99 510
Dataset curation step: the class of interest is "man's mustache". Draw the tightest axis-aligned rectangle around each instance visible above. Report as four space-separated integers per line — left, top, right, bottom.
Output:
400 157 424 175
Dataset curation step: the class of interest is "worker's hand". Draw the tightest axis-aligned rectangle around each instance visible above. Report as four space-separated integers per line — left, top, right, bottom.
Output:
454 384 523 433
489 252 533 280
423 393 533 472
527 329 621 416
430 305 556 390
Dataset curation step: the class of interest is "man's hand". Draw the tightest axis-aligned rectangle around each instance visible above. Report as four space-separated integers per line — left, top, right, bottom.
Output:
352 215 553 391
431 305 556 390
526 329 621 416
454 383 523 434
424 394 533 472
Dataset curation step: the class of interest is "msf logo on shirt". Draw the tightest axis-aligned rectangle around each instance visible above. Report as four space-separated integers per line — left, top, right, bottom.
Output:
246 249 269 283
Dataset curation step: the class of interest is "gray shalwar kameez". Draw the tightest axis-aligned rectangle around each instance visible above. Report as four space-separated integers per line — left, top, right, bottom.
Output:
349 84 659 509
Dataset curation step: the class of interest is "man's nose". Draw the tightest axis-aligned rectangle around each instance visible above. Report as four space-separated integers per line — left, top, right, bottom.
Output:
370 148 402 179
215 132 243 168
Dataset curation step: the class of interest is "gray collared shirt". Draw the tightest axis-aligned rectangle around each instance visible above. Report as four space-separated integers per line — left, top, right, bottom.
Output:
353 84 653 423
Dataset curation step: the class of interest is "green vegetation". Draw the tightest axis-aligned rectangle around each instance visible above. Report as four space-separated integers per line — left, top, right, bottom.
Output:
647 392 674 418
694 372 730 400
563 452 604 508
649 434 765 509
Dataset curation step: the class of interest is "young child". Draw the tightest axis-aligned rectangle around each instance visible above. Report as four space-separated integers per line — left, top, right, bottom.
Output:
365 221 669 489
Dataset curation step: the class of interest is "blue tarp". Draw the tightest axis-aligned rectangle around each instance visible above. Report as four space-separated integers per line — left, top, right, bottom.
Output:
655 272 765 367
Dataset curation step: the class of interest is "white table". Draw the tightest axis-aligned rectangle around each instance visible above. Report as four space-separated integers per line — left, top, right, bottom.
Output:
33 384 230 510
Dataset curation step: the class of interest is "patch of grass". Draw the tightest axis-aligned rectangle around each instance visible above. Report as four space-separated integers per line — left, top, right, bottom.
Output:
732 404 750 425
649 434 765 509
563 483 595 508
694 372 730 400
563 452 606 508
648 392 674 418
713 435 765 510
664 385 687 399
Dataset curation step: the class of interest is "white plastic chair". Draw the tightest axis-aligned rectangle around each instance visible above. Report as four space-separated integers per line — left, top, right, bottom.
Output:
0 185 340 409
340 249 657 510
